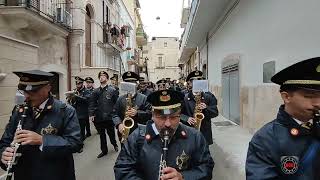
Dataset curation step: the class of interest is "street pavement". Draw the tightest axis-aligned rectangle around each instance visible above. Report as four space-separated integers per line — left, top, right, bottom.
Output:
74 128 120 180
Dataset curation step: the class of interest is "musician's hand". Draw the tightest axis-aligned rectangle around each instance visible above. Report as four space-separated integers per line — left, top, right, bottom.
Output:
118 123 125 134
187 117 196 125
199 102 207 110
89 116 95 122
1 147 14 165
14 130 42 145
161 167 183 180
127 108 137 117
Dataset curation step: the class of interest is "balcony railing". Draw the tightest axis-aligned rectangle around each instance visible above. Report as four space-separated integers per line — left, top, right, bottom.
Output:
79 43 121 71
0 0 72 29
103 24 130 51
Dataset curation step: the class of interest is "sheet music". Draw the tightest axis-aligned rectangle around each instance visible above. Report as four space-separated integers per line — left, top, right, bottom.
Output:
120 82 136 95
192 80 209 93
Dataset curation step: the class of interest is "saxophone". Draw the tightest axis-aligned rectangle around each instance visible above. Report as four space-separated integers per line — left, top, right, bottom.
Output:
193 92 204 130
5 105 28 180
158 129 170 180
121 93 135 143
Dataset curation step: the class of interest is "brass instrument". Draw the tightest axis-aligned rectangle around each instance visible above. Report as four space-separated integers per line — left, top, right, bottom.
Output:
158 129 170 180
121 93 135 143
194 92 204 130
6 105 28 180
65 89 79 105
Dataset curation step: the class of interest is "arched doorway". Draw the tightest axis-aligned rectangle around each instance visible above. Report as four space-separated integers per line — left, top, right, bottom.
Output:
85 5 93 67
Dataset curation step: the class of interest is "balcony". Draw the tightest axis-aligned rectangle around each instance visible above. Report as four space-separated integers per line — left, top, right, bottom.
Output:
78 43 121 71
136 25 148 46
103 24 127 53
0 0 72 37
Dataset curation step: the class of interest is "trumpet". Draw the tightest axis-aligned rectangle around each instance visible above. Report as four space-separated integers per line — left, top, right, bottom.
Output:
121 93 135 143
158 129 170 180
5 105 28 180
193 92 204 130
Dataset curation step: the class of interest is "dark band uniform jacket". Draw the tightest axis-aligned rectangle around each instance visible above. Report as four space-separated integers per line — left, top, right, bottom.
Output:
112 71 152 133
112 93 152 133
88 85 119 123
0 70 82 180
246 57 320 180
114 89 214 180
114 121 214 180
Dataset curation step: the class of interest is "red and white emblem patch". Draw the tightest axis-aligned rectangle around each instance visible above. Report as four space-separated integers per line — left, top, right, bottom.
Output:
280 156 299 174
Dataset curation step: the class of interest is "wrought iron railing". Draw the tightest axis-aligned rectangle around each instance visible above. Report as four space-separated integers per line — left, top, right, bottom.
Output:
0 0 72 29
78 43 121 71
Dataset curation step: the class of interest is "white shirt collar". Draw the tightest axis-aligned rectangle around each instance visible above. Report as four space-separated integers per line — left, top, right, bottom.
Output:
39 98 49 109
293 118 313 125
152 123 159 135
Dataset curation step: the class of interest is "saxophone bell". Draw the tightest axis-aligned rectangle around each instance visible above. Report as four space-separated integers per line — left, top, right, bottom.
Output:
121 93 135 143
193 92 204 130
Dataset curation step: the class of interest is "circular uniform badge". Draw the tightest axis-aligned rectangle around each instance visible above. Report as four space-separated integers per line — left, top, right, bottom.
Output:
290 128 299 136
281 156 299 175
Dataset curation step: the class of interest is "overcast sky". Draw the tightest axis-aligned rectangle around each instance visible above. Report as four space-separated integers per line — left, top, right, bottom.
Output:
139 0 184 40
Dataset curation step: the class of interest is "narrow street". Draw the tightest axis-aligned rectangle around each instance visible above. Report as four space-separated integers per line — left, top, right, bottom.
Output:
74 128 120 180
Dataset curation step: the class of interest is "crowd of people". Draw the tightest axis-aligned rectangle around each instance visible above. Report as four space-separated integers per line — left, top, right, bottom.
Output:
0 56 319 180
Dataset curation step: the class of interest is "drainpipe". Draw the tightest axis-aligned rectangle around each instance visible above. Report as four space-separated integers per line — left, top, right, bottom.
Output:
67 35 71 91
206 32 209 79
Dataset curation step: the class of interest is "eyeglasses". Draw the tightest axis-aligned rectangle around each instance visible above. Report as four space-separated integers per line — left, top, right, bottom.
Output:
154 114 180 121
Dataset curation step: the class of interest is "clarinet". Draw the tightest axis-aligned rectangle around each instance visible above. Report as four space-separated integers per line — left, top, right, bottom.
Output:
158 129 170 180
5 105 28 180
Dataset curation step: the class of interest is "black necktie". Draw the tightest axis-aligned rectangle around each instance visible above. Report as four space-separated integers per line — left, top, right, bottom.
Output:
33 107 42 120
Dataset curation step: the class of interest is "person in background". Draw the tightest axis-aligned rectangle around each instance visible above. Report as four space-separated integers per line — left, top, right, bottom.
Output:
112 71 152 144
88 71 119 158
180 70 219 146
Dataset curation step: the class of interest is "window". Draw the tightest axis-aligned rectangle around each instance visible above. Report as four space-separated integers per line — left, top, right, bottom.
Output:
164 42 168 47
158 56 163 67
263 61 275 83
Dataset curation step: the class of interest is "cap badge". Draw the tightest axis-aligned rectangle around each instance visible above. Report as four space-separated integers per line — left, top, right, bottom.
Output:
127 72 131 76
176 150 189 170
195 71 199 76
160 91 171 102
316 64 320 72
21 77 29 81
26 85 32 91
